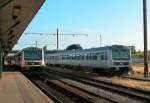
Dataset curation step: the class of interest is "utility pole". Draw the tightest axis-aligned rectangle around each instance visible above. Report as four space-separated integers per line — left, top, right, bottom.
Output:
143 0 148 78
57 28 59 51
100 34 101 47
35 40 37 48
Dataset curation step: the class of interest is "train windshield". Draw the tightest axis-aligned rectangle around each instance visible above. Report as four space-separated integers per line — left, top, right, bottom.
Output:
112 49 130 60
24 50 42 60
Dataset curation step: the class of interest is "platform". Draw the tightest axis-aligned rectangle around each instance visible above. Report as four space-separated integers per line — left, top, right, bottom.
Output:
0 72 54 103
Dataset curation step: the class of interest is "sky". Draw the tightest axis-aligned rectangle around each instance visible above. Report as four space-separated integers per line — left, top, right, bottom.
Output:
13 0 150 51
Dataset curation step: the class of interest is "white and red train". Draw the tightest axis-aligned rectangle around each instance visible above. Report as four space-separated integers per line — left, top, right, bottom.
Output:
6 47 45 70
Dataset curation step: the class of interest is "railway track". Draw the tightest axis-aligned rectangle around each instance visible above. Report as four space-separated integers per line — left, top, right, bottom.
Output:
24 72 105 103
121 75 150 82
44 66 150 103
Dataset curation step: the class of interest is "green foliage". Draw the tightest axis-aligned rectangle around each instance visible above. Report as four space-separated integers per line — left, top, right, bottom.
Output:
132 51 150 60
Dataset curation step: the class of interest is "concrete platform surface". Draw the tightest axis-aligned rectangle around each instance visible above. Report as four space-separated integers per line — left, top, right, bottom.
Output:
0 72 54 103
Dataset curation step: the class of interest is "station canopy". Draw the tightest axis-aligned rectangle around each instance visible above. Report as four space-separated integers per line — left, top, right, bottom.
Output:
0 0 45 54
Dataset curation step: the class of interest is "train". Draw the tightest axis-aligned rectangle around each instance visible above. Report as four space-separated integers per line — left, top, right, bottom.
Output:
45 45 132 75
6 47 45 70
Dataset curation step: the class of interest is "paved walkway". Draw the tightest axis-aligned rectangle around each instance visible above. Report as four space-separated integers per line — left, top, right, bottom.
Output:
0 72 54 103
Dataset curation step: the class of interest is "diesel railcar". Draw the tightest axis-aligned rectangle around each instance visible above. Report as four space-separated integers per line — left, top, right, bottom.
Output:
14 47 45 70
45 45 132 74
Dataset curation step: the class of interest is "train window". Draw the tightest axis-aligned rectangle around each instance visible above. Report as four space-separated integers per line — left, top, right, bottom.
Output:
78 55 80 60
88 54 90 60
74 55 76 60
79 55 81 60
72 55 74 60
82 55 84 60
105 54 107 60
77 55 79 60
63 55 65 60
93 53 97 60
66 55 68 59
70 55 72 60
89 54 91 60
90 54 92 60
86 53 91 60
69 55 71 60
86 54 89 60
101 55 104 60
67 55 69 60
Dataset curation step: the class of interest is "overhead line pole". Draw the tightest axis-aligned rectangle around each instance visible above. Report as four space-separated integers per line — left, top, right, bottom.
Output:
57 28 59 51
143 0 148 78
100 34 101 47
36 40 37 48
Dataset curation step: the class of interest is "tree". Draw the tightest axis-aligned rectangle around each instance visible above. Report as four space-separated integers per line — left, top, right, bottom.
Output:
66 44 83 50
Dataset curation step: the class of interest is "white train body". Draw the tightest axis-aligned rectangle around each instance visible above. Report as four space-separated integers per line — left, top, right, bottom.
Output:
45 45 132 73
14 47 45 69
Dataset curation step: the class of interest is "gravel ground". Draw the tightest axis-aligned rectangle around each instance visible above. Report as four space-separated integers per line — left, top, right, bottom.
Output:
133 64 150 73
95 76 150 92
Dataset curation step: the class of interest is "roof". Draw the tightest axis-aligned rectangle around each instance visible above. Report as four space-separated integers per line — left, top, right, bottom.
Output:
23 47 42 51
46 45 130 55
0 0 45 54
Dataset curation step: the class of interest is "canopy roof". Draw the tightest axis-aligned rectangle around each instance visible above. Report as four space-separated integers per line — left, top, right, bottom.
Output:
0 0 45 54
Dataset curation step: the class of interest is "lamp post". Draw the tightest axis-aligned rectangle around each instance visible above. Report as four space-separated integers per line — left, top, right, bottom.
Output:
143 0 148 77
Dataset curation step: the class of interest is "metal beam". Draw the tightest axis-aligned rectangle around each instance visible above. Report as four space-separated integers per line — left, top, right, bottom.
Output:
0 0 14 9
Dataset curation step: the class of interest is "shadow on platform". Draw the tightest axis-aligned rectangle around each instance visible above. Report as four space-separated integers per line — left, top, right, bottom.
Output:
3 65 20 72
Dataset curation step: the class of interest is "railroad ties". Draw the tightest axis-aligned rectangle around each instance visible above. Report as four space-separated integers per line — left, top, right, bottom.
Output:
23 66 150 103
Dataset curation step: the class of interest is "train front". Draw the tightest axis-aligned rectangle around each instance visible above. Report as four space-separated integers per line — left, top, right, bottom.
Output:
22 47 45 69
111 45 132 74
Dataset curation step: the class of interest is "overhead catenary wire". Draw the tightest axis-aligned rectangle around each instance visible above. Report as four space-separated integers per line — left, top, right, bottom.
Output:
24 28 88 51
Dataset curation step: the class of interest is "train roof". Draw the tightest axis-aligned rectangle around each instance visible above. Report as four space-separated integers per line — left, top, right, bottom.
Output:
14 47 42 55
46 45 130 55
22 47 42 51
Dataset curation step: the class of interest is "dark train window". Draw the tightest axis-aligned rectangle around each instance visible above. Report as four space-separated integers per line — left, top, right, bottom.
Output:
105 54 107 60
93 53 97 60
86 53 91 60
101 55 104 60
86 54 89 60
82 55 84 60
79 55 82 60
89 54 92 60
77 55 80 60
72 55 74 60
74 55 77 60
69 55 72 60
